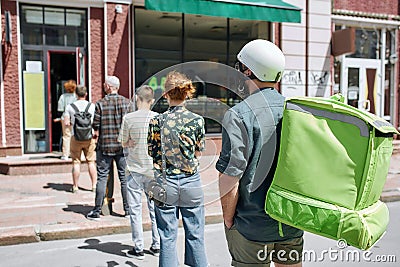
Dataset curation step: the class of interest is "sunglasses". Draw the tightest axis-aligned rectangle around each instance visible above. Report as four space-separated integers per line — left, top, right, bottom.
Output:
234 61 248 73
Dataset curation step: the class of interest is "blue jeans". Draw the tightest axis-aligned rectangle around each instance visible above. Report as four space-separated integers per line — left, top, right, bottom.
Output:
93 152 128 213
155 172 208 267
127 172 160 252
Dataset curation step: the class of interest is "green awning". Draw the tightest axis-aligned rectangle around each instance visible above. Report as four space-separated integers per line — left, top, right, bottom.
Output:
145 0 301 23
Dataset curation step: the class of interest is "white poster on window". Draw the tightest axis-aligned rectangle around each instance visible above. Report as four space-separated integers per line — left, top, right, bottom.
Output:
26 61 42 73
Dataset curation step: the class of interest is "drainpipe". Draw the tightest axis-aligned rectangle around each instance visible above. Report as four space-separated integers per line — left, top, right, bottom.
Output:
87 7 92 101
128 5 132 100
305 0 309 96
104 2 108 81
0 1 6 147
380 28 386 118
131 5 136 109
394 28 399 130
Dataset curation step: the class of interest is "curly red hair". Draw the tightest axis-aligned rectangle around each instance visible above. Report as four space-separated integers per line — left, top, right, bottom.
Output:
64 80 77 93
164 71 196 101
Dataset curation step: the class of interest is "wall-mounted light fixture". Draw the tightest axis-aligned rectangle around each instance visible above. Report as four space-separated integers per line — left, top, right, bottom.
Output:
115 4 123 14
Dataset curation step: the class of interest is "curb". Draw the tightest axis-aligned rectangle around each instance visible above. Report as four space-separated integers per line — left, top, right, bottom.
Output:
3 192 400 246
0 213 223 247
0 226 40 246
380 189 400 203
38 222 132 242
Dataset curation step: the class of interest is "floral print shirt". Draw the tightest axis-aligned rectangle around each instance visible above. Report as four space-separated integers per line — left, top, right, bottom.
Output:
148 106 205 175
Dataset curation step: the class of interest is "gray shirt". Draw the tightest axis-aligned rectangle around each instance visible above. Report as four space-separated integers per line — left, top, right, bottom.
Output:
216 88 303 242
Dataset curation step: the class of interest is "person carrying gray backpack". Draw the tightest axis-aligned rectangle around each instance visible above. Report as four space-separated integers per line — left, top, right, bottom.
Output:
64 85 97 193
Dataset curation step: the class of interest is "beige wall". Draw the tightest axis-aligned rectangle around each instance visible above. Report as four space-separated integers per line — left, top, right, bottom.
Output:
281 0 332 98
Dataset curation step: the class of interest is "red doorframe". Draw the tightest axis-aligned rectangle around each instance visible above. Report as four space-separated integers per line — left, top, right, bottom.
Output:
47 50 76 152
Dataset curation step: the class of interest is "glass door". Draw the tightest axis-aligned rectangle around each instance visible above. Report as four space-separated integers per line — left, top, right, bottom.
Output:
342 58 382 116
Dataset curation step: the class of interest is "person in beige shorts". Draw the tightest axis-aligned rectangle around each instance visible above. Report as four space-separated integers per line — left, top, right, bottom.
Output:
64 85 97 193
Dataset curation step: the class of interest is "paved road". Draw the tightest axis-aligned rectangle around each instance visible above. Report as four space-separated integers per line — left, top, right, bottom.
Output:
0 201 399 267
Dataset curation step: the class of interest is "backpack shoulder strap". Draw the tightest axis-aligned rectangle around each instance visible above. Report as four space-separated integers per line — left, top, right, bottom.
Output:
84 103 91 113
70 103 79 113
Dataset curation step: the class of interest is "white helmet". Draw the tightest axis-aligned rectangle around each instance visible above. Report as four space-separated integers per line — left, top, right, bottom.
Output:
237 39 285 82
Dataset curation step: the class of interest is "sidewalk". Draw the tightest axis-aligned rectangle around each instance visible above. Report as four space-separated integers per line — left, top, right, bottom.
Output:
0 155 223 246
1 149 400 246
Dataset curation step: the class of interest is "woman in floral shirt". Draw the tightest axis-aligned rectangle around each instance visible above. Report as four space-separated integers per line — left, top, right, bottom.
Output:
148 71 208 267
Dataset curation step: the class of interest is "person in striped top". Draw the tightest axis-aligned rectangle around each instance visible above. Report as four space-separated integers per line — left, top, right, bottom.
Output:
118 85 160 259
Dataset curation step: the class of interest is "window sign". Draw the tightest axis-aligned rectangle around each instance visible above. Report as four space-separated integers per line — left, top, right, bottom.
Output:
26 61 42 73
23 71 45 130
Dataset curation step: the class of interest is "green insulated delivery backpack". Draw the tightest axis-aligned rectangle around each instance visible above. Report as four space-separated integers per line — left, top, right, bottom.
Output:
265 95 399 250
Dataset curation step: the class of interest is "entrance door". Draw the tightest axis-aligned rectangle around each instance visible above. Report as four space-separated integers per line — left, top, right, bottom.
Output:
342 58 382 116
48 51 77 152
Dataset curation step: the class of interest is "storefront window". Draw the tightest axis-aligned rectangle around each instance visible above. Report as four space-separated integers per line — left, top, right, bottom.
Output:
20 4 88 153
20 5 87 47
44 7 64 26
66 9 84 26
22 5 43 24
229 19 268 66
45 27 64 46
184 14 227 62
134 8 269 133
348 28 379 59
66 28 86 46
22 26 43 45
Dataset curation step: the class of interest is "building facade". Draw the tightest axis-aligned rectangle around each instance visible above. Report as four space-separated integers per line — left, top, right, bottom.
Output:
0 0 397 156
332 0 400 128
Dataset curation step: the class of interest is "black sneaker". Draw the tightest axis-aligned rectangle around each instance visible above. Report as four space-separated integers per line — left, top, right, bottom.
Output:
86 210 100 221
126 249 145 260
149 247 160 256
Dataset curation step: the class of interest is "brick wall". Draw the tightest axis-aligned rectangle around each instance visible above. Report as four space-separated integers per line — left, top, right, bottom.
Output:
334 0 399 15
106 3 131 99
1 0 20 148
90 7 105 103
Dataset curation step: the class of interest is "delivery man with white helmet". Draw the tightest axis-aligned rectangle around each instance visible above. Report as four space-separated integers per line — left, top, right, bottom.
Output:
216 39 304 267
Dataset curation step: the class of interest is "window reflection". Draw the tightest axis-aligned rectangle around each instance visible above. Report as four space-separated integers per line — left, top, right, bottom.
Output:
348 29 379 59
134 8 269 133
184 14 227 62
45 27 64 46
